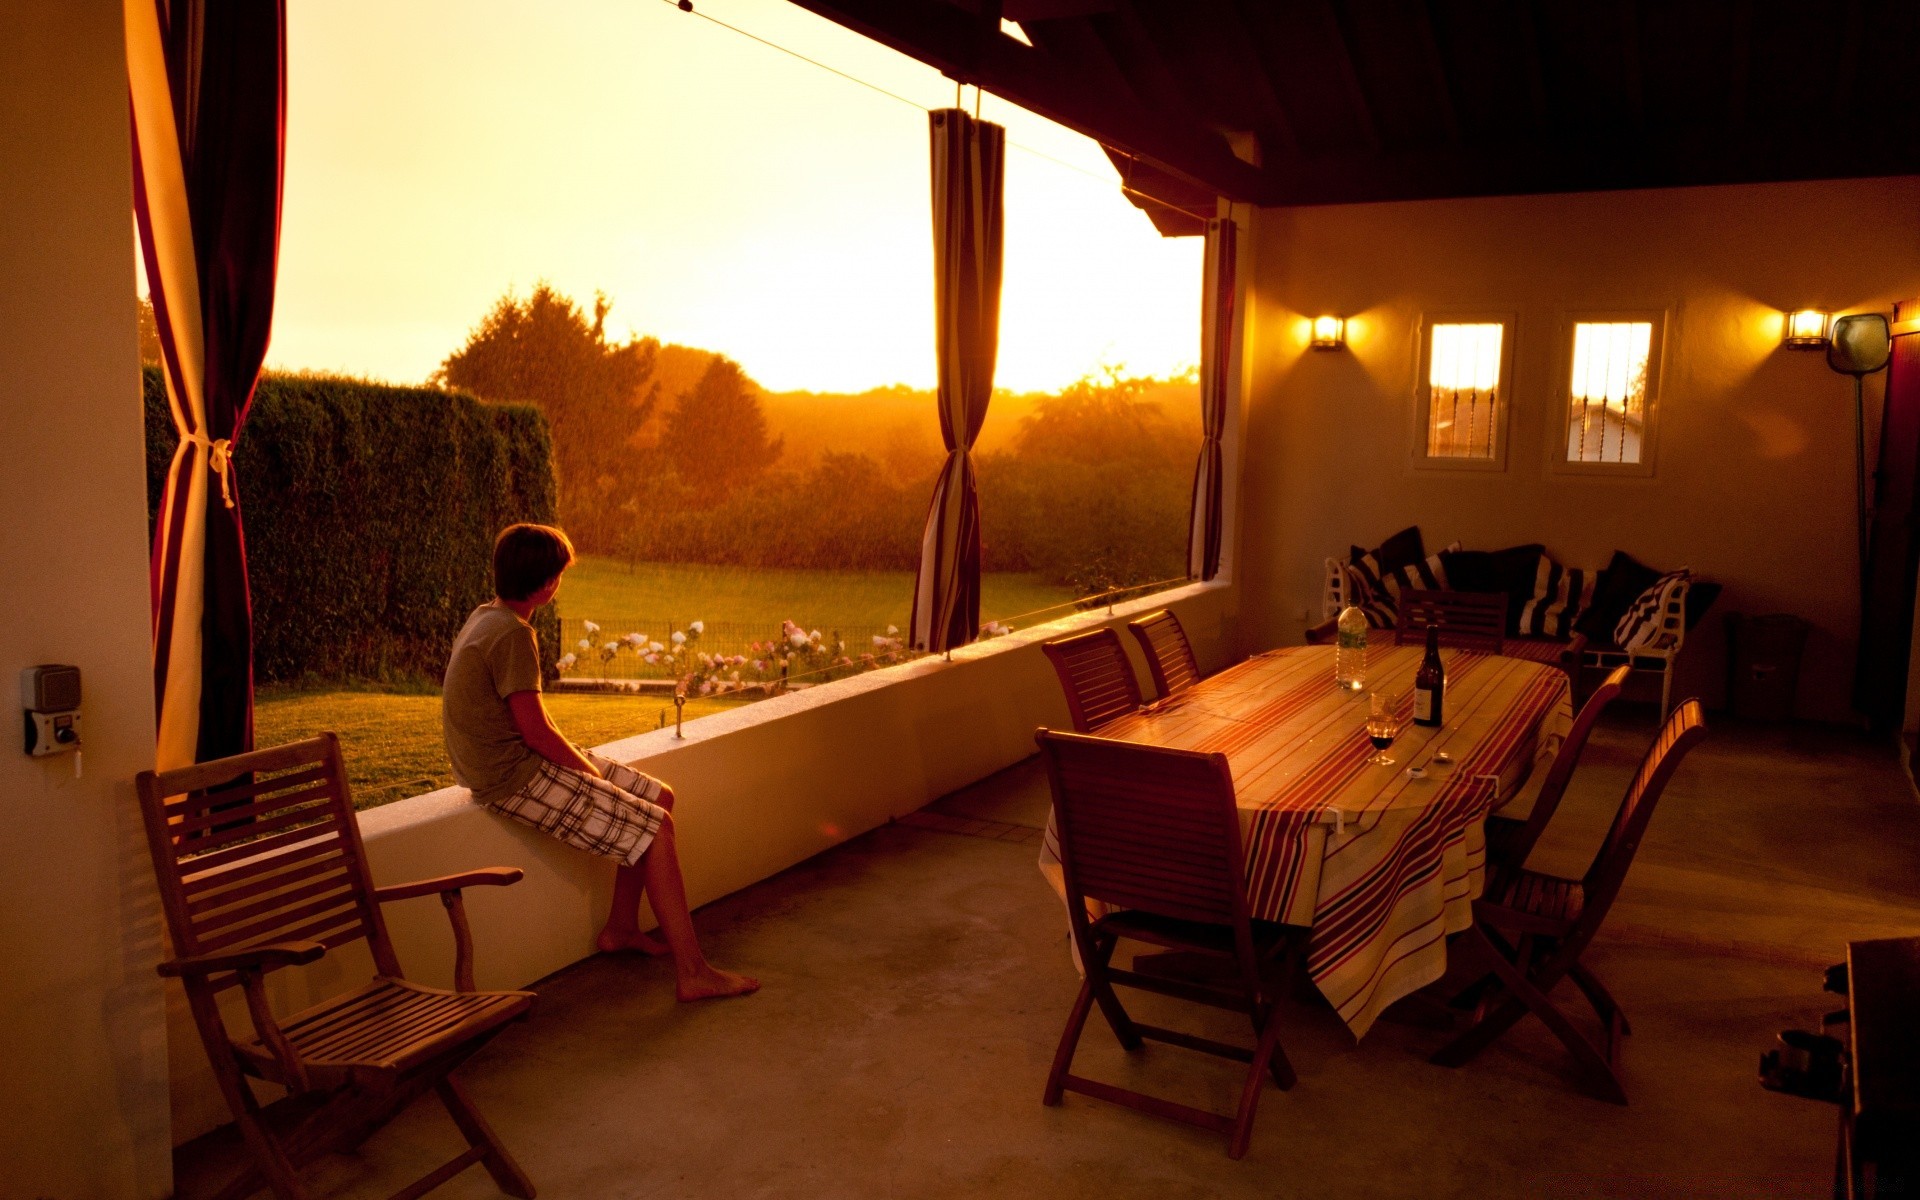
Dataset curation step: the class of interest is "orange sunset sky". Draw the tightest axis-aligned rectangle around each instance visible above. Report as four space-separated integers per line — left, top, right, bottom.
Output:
255 0 1203 394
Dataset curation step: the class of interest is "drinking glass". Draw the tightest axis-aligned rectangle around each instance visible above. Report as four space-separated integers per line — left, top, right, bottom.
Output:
1365 693 1400 766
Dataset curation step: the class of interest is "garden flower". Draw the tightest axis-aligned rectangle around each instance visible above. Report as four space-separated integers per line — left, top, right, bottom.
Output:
699 681 714 695
583 620 600 635
557 653 577 670
625 632 646 648
577 638 592 651
690 620 705 634
671 630 687 646
887 624 899 636
753 660 765 672
789 631 809 649
644 653 659 664
649 641 664 653
809 629 822 642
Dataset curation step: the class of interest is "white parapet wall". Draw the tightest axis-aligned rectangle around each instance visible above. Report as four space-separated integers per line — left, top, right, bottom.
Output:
167 580 1239 1141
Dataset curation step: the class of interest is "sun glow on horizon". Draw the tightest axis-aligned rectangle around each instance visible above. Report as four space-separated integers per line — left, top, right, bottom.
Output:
263 0 1202 395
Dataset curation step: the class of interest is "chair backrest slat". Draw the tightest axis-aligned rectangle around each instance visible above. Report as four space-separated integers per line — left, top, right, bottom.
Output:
1127 609 1202 698
1038 729 1247 928
1496 664 1630 873
1575 699 1707 938
136 733 399 992
1041 629 1144 732
1395 590 1507 653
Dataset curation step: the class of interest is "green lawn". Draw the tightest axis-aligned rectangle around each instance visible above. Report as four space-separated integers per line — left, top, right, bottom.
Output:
256 685 743 809
559 557 1077 629
260 561 1081 808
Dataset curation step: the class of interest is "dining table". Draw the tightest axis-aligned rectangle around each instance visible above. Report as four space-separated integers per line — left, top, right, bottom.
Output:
1038 636 1573 1039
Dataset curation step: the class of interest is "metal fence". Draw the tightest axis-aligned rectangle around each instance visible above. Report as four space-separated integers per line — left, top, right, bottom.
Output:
555 616 907 687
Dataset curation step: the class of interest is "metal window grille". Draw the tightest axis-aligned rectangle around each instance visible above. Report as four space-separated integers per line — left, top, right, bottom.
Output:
1424 322 1504 459
1566 322 1653 464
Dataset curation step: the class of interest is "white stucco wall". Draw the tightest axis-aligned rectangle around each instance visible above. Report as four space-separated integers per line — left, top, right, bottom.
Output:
0 2 172 1196
164 584 1244 1141
1237 177 1920 723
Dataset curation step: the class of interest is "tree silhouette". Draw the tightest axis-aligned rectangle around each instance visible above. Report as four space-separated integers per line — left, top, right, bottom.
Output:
659 355 783 497
137 296 163 365
436 283 659 550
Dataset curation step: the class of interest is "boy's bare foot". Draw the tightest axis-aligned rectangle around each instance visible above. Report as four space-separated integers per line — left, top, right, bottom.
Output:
596 927 671 956
676 966 761 1002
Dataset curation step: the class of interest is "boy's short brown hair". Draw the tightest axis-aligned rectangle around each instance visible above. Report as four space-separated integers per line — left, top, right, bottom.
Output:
493 524 576 601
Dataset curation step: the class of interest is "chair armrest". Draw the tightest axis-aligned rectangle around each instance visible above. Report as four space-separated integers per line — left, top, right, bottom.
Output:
373 867 524 905
375 868 522 992
1304 617 1339 646
158 940 327 978
1558 632 1588 668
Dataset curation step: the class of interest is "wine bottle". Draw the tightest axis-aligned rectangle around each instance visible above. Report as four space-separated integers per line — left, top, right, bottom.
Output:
1413 622 1445 727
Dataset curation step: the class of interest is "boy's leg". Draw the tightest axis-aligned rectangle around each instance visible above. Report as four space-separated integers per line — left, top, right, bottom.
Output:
635 815 759 1001
587 752 675 956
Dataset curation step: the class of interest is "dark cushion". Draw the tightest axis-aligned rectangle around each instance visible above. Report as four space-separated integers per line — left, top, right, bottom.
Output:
1348 525 1425 577
1440 544 1544 635
1684 580 1722 630
1577 550 1664 642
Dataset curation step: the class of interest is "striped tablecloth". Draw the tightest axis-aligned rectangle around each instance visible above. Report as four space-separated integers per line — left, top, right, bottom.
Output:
1039 639 1571 1039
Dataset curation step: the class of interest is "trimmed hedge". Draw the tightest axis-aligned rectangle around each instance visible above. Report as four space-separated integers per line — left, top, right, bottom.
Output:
144 366 560 685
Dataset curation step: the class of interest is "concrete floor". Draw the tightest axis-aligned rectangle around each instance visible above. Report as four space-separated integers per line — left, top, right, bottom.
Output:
176 711 1920 1199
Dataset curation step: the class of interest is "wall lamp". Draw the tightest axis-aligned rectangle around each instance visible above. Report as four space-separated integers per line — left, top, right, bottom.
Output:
1310 316 1346 350
1783 309 1832 348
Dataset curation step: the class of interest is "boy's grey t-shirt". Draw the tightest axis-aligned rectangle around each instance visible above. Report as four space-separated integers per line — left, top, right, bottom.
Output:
443 604 544 805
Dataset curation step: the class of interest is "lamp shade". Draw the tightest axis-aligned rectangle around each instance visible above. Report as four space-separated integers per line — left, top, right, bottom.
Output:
1310 315 1345 350
1784 309 1831 347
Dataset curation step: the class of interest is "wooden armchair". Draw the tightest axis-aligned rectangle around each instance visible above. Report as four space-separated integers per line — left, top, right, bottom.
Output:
1037 729 1301 1160
1484 664 1632 886
1126 609 1202 699
1393 590 1507 653
1431 700 1708 1103
1040 628 1144 733
136 734 537 1200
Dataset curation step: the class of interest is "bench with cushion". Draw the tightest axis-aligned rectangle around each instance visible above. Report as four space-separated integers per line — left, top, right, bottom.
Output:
1305 527 1715 712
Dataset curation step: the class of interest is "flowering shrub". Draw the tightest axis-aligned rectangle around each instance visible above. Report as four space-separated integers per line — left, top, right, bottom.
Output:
556 616 917 695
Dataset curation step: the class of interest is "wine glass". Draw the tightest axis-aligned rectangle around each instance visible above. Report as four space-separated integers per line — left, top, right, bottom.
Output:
1365 692 1401 767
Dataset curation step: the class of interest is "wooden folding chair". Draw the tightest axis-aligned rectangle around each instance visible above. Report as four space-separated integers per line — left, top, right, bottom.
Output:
1036 729 1301 1159
1040 628 1144 732
1394 589 1508 653
1126 609 1202 699
136 734 538 1200
1484 664 1632 885
1430 700 1708 1103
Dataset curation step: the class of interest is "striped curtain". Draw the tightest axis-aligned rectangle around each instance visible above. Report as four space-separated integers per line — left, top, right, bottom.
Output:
1187 217 1236 581
127 0 286 771
911 108 1005 653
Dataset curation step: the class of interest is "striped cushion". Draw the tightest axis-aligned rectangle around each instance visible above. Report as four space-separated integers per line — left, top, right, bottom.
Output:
1517 556 1598 640
1378 543 1460 609
1341 562 1398 628
1615 569 1690 652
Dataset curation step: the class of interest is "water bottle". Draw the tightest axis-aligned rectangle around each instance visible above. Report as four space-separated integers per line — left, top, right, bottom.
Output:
1335 606 1368 691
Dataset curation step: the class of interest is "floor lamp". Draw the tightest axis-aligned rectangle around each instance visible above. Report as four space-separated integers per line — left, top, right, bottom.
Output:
1828 313 1892 587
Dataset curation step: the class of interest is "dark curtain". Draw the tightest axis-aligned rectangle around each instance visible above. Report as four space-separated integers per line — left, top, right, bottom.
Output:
129 0 285 768
910 108 1004 652
1188 217 1235 581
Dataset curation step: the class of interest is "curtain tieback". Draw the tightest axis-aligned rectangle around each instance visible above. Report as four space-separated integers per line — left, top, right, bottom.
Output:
187 434 236 508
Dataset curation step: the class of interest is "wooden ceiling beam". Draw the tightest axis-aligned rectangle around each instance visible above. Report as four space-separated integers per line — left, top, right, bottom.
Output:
1318 0 1382 153
781 0 1276 201
1514 0 1550 134
1411 0 1460 145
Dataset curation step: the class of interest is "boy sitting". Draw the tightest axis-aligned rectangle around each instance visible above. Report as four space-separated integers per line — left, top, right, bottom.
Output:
443 523 757 1001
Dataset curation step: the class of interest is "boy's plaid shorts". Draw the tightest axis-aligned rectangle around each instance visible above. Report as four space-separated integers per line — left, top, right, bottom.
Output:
487 752 668 865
